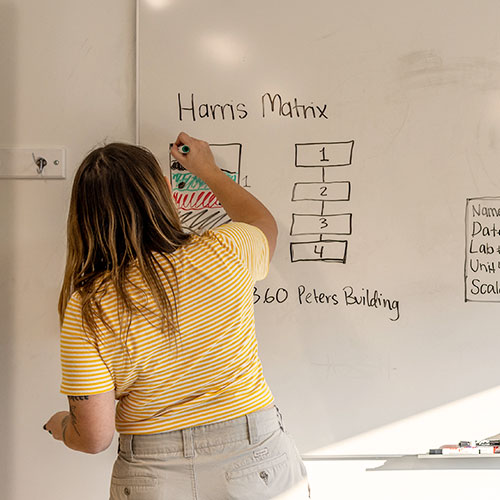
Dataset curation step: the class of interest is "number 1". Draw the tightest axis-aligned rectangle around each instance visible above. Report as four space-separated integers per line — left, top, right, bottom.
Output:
320 147 329 162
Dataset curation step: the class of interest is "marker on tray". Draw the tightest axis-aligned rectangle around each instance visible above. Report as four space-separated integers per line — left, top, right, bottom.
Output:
178 145 190 154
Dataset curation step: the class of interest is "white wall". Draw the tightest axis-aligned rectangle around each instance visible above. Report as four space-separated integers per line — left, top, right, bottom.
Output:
0 1 135 498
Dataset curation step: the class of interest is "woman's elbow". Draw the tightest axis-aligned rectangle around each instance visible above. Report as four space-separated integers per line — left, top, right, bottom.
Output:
83 437 114 454
75 430 115 454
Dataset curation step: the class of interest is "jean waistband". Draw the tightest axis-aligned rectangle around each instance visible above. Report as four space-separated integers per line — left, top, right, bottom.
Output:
118 405 283 459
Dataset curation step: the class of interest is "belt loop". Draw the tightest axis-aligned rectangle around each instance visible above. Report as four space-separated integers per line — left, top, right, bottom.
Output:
246 412 259 445
275 406 284 431
182 428 194 458
119 435 134 458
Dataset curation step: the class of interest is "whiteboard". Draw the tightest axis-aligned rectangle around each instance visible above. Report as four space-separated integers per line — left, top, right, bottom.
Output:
138 0 500 454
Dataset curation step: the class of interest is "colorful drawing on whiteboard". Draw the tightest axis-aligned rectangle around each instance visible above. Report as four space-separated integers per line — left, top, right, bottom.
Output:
169 143 241 231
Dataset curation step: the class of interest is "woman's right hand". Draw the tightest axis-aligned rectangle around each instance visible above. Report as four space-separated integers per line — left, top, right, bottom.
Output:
171 132 277 259
170 132 219 181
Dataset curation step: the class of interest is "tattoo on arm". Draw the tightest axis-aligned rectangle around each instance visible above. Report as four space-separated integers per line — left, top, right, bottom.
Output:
63 395 89 441
61 414 70 443
68 395 89 401
68 404 81 436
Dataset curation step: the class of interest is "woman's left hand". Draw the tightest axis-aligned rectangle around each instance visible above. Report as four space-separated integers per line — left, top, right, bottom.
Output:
44 411 69 441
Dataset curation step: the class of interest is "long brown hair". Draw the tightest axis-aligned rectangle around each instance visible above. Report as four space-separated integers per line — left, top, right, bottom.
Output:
58 142 190 343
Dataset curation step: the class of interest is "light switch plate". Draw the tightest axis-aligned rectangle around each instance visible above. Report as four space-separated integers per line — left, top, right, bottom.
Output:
0 148 66 179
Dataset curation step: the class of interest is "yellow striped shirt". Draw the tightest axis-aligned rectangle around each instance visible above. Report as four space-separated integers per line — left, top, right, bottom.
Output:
60 222 274 434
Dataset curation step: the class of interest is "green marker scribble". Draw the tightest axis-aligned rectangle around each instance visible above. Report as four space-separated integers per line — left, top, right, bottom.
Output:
173 170 237 192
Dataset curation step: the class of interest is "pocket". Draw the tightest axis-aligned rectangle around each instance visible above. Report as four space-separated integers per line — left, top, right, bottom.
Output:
226 452 288 482
109 475 159 500
225 451 296 500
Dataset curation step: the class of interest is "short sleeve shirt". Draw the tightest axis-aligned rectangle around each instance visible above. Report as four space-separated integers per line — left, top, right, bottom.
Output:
60 222 274 434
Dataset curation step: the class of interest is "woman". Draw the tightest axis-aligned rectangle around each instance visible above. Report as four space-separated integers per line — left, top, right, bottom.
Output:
44 132 309 499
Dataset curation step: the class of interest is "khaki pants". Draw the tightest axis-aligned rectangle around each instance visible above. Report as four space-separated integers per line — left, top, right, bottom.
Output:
110 406 310 499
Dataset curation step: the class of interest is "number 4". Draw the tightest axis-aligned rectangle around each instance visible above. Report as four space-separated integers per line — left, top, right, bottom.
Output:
314 244 325 258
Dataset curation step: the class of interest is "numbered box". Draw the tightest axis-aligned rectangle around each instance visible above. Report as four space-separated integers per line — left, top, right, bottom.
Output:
292 181 351 202
290 240 348 263
295 141 354 168
290 213 352 236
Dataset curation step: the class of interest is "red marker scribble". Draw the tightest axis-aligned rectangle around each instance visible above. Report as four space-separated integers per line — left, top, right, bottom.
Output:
173 190 222 210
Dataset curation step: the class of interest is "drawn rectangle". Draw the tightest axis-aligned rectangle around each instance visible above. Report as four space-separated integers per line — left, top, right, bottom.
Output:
291 213 352 236
465 197 500 302
290 240 347 263
167 143 241 231
169 143 241 211
292 181 351 202
295 141 354 168
208 143 241 183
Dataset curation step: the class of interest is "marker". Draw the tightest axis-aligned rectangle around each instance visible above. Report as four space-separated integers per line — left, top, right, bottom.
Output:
179 145 190 154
